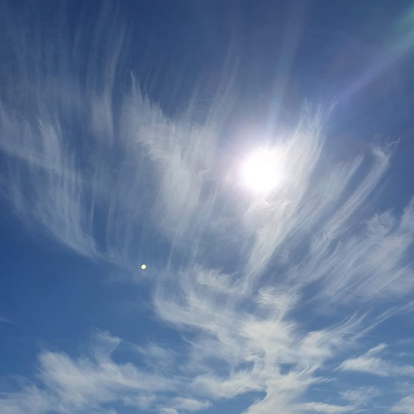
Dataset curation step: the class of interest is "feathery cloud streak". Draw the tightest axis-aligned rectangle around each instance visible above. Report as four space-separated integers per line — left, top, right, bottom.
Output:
1 4 414 414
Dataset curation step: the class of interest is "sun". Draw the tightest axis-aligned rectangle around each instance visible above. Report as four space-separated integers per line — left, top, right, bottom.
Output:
241 148 286 193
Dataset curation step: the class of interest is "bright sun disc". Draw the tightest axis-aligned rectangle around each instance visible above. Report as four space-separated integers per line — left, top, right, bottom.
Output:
241 149 285 193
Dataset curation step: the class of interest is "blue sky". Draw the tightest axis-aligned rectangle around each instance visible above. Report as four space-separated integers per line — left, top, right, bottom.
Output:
1 1 414 413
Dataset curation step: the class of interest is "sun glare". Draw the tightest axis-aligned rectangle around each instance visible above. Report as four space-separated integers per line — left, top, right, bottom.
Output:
241 148 286 193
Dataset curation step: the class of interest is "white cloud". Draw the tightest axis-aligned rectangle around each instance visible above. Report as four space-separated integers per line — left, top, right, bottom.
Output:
339 344 414 377
0 387 53 414
289 198 414 306
299 402 355 413
160 409 179 414
392 396 414 414
0 331 178 414
1 4 414 414
170 397 211 412
0 316 13 324
340 386 380 407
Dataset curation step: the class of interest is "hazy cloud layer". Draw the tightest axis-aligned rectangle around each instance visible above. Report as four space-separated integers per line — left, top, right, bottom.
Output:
1 4 414 414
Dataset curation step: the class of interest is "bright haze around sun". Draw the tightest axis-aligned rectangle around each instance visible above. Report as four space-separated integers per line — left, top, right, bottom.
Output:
241 148 287 194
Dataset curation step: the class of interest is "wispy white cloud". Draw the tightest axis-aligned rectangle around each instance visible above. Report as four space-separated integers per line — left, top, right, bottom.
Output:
0 387 52 414
340 344 414 377
0 331 179 414
299 402 355 413
0 316 13 324
169 397 211 412
1 3 414 414
340 386 381 407
392 396 414 414
159 409 179 414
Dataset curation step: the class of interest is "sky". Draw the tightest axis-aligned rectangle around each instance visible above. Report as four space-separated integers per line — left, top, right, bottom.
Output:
1 1 414 413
